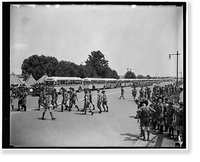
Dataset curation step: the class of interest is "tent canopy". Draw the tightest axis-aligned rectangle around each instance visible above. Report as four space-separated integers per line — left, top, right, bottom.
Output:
10 72 24 86
25 74 36 87
36 74 48 83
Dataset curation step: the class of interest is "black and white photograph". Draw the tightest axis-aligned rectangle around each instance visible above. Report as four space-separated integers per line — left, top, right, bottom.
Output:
2 1 187 149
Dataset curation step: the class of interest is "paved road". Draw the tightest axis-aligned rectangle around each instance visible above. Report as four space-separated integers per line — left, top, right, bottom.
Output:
10 87 141 147
10 82 176 147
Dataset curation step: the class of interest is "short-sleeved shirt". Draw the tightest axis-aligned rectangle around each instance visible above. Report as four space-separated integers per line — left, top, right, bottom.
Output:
97 93 102 102
139 106 155 126
132 89 137 95
102 94 107 102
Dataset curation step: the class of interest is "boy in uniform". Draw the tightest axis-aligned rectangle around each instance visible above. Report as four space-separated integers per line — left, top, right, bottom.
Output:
69 88 79 111
119 87 125 99
132 87 137 101
83 90 93 115
41 91 56 120
52 88 58 110
97 89 102 113
61 88 68 112
138 100 156 141
38 89 44 110
102 90 108 112
156 97 165 134
21 88 28 111
166 100 175 138
89 89 95 110
10 88 14 111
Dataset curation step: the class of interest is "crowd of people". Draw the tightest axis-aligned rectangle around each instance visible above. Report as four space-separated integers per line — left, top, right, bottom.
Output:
134 83 184 147
10 81 184 147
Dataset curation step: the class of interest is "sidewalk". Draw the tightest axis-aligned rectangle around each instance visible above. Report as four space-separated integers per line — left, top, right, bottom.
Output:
134 129 176 147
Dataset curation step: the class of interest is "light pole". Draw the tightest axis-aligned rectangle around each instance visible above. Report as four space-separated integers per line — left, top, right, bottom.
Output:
169 51 180 86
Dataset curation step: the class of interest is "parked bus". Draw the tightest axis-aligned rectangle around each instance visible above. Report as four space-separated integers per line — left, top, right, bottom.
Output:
82 78 107 90
105 78 118 89
44 76 83 93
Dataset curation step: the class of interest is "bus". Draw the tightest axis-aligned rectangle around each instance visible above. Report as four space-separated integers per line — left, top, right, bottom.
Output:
105 78 118 89
44 76 83 93
117 79 133 87
82 78 107 90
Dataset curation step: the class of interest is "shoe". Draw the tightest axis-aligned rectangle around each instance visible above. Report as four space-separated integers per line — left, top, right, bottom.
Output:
91 112 94 116
52 118 56 120
41 117 45 120
98 111 102 113
83 113 86 115
147 138 150 141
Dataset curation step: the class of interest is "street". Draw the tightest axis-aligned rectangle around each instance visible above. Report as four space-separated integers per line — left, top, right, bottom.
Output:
10 83 176 147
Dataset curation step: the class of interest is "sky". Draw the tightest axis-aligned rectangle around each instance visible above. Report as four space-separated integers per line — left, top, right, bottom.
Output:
10 4 184 77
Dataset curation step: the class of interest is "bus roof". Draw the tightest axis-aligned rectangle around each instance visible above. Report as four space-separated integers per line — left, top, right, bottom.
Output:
45 76 83 81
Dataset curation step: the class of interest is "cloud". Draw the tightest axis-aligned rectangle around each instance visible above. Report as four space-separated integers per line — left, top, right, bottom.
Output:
13 43 28 50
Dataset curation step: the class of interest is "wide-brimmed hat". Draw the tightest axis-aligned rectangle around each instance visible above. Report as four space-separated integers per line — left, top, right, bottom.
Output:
140 99 148 106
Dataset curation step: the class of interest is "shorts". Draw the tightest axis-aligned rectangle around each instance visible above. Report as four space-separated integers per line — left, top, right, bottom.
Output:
71 99 76 105
140 118 150 130
97 101 102 107
44 104 52 112
102 101 107 105
141 118 150 127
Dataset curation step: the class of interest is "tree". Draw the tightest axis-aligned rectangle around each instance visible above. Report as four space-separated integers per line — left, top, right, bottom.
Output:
137 74 145 79
21 55 58 80
147 75 151 79
85 50 119 78
124 71 136 79
85 50 109 77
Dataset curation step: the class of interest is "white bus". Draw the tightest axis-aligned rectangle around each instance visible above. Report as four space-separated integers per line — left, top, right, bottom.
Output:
44 76 83 93
105 78 118 89
117 79 133 87
82 78 107 90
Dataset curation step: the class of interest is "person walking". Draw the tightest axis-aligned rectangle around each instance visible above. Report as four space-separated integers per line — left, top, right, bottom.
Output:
51 88 58 110
17 90 23 111
21 88 28 111
69 87 79 111
96 89 102 113
61 87 68 112
38 88 44 110
89 89 95 110
41 91 56 120
102 90 108 112
132 86 137 101
83 89 93 115
10 88 14 111
119 87 125 99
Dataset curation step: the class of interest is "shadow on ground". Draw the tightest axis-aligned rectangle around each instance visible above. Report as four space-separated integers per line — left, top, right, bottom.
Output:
120 133 139 142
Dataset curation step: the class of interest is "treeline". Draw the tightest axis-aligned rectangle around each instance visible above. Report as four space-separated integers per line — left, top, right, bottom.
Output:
21 50 119 80
124 71 154 79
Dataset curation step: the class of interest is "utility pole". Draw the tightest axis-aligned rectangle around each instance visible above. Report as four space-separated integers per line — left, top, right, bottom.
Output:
169 51 180 86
